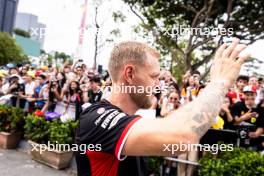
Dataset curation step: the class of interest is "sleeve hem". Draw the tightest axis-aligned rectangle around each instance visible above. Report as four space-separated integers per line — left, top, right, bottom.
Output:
114 116 142 161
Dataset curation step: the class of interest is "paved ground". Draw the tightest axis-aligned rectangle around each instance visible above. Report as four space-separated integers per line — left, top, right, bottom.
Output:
0 149 76 176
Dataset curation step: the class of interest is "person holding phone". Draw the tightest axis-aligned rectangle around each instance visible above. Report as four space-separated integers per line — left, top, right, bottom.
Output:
7 74 25 108
61 80 83 120
231 85 264 138
42 80 62 112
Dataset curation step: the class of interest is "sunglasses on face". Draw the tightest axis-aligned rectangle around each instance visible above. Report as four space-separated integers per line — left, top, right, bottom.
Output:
169 97 178 101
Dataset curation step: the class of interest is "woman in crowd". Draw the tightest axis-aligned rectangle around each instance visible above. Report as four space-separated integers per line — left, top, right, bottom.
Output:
160 91 180 117
20 65 29 77
219 96 234 129
168 82 180 95
61 80 83 120
42 80 62 112
185 75 199 102
56 72 66 89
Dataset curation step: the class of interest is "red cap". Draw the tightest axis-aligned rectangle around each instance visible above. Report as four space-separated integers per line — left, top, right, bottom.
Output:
243 85 257 93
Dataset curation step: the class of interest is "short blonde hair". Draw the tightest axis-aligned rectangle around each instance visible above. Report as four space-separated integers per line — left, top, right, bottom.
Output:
108 41 160 82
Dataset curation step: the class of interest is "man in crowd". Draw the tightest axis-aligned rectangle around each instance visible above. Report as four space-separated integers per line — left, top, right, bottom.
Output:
20 72 36 112
231 85 264 139
228 75 249 103
29 73 47 109
75 38 250 176
6 74 25 108
249 75 263 104
87 76 103 104
249 75 258 87
22 72 35 99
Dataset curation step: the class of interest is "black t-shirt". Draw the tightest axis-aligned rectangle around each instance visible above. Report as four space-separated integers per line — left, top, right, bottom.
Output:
10 83 25 108
88 89 103 104
10 83 25 94
231 101 264 128
75 99 148 176
219 112 234 130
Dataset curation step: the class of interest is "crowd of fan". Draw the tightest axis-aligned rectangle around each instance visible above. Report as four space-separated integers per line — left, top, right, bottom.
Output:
0 60 263 140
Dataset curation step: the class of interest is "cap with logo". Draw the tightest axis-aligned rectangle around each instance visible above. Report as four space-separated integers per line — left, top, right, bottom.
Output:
243 85 257 93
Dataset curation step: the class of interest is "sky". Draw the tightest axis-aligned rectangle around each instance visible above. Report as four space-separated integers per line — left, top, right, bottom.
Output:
17 0 143 68
17 0 264 74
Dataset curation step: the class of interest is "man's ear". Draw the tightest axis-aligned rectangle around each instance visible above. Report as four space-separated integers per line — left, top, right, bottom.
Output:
123 65 135 84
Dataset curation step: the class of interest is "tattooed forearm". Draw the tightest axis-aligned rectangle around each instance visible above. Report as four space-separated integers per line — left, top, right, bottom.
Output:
190 112 211 137
169 81 227 138
190 82 226 137
192 113 203 123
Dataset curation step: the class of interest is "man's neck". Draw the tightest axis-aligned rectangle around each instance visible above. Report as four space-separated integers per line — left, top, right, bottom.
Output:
108 92 139 115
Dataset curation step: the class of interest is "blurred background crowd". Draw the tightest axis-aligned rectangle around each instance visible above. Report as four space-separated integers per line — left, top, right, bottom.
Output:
0 60 263 176
0 60 263 135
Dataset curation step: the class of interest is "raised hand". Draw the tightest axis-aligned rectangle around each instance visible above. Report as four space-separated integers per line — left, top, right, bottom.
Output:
210 38 251 89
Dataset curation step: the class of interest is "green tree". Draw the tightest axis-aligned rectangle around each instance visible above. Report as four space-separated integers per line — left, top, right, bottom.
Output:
13 28 31 38
0 32 28 65
54 51 71 66
243 57 264 77
122 0 264 80
39 50 71 67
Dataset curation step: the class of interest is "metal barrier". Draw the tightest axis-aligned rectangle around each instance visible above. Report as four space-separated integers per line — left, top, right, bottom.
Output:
160 128 264 176
164 157 201 167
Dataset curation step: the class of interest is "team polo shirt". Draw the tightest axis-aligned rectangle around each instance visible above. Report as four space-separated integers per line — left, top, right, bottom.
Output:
75 99 148 176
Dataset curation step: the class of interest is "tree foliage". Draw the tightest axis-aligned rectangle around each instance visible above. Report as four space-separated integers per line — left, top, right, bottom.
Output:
54 51 71 64
13 28 31 38
0 32 28 65
122 0 264 79
40 49 71 67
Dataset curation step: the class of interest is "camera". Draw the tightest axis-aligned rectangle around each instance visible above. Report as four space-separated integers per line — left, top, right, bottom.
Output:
236 125 256 139
235 124 257 146
12 92 19 96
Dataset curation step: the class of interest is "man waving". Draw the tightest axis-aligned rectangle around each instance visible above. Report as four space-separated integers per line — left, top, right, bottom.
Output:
76 38 250 176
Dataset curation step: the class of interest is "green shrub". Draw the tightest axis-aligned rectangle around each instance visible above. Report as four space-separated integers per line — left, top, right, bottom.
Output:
199 147 264 176
148 157 163 175
24 114 50 144
0 105 24 133
24 114 78 146
49 119 78 145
